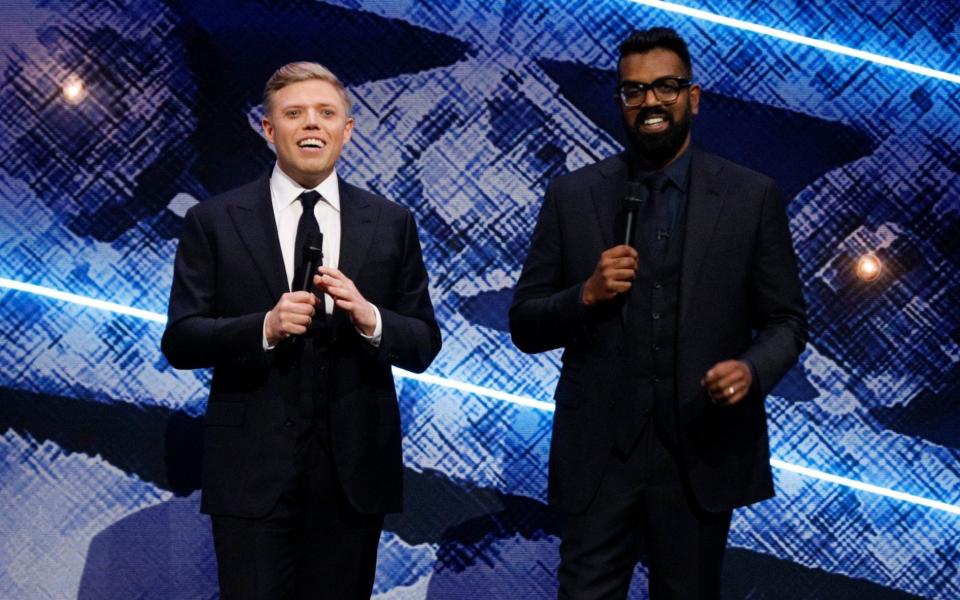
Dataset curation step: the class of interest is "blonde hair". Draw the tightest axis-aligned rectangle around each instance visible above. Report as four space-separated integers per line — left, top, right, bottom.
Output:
262 62 352 116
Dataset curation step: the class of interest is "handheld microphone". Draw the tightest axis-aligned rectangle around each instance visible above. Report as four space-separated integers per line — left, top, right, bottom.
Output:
622 181 645 246
296 231 324 292
619 182 644 326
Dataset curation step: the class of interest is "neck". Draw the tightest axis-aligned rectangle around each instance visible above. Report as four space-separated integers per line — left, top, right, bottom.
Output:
278 163 333 190
632 136 690 172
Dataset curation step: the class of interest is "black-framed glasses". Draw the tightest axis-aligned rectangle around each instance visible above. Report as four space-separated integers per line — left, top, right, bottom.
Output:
615 77 693 107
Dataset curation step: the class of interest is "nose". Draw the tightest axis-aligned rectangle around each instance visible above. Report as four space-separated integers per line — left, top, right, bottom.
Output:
640 87 661 107
304 108 321 127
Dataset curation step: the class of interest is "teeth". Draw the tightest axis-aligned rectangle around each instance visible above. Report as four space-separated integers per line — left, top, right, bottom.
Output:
644 116 665 126
298 138 324 148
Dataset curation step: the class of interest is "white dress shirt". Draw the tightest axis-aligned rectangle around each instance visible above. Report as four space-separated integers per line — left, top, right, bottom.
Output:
262 164 381 348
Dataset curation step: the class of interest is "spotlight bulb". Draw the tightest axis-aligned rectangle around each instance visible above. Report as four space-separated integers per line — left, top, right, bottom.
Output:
855 253 882 281
62 75 87 105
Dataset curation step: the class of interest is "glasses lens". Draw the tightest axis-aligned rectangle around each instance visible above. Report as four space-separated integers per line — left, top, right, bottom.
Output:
653 80 680 102
620 84 644 106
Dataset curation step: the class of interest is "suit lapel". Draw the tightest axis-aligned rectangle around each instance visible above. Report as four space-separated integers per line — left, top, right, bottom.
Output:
679 148 726 325
334 180 378 326
228 176 289 301
591 155 628 249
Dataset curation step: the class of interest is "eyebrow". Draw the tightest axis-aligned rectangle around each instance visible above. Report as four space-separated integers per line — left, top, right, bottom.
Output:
280 102 340 110
620 76 688 84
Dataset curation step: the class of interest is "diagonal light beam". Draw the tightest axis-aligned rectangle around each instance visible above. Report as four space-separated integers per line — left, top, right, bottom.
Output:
626 0 960 85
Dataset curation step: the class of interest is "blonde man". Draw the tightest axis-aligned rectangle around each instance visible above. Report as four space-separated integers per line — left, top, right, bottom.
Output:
163 62 441 599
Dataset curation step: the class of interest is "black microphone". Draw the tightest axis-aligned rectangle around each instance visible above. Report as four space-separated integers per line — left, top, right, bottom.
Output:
619 182 644 325
622 181 645 246
296 231 324 292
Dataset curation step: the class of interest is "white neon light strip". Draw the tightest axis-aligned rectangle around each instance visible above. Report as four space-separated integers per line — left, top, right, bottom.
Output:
0 277 167 323
627 0 960 85
4 277 959 516
392 369 556 412
771 459 960 516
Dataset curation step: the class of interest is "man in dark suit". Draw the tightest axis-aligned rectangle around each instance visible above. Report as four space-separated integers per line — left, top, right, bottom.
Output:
510 28 807 599
161 62 441 599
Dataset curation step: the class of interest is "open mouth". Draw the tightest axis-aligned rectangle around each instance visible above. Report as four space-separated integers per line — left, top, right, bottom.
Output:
639 113 670 133
297 137 326 152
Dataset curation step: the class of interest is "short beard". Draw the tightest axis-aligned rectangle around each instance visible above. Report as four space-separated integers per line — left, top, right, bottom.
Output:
623 102 692 169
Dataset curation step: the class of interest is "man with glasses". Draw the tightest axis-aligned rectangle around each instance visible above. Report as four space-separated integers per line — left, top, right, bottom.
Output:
510 28 807 598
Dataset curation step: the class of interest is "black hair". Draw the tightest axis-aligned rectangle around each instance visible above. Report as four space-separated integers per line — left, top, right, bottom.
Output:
618 27 693 78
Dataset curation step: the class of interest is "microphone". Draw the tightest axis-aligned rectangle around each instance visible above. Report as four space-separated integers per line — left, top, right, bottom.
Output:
296 231 324 292
620 182 644 326
622 181 645 246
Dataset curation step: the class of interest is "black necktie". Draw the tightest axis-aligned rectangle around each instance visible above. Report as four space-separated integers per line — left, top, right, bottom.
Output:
294 190 322 290
642 172 671 254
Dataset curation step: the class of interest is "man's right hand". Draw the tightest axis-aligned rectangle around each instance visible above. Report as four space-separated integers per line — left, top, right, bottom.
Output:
264 291 318 346
582 245 639 306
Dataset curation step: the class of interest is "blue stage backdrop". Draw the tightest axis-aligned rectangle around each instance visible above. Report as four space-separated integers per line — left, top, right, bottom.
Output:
1 0 958 598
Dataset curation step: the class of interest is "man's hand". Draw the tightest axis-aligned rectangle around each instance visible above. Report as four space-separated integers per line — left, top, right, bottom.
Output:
264 291 318 346
582 245 639 306
315 266 377 335
701 360 753 406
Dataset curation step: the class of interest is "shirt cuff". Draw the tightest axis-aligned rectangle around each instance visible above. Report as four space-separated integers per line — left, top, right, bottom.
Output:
262 313 275 351
357 304 382 347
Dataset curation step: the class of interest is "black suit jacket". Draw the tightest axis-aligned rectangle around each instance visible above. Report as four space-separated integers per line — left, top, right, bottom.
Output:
161 175 441 518
510 148 807 514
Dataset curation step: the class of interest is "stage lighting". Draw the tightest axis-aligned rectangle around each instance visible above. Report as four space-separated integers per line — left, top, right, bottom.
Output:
855 253 882 281
61 75 87 105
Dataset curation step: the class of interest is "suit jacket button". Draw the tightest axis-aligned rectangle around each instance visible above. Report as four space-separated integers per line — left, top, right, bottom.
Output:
284 418 294 427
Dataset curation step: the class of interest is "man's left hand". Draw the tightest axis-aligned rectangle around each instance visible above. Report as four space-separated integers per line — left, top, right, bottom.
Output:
701 360 753 406
314 266 377 336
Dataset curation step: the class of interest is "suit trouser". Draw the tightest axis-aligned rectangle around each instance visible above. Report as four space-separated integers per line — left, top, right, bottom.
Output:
558 421 732 600
211 427 384 600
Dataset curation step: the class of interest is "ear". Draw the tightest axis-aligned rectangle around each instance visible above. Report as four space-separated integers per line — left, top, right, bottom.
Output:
689 83 701 116
261 115 276 144
342 117 354 145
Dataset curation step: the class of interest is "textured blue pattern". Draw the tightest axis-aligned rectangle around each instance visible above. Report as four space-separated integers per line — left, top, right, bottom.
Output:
0 0 958 598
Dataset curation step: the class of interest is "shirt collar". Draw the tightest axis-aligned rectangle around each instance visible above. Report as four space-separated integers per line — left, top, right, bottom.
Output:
270 163 341 213
630 144 692 193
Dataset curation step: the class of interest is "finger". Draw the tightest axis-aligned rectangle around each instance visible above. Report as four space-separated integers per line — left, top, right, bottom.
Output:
283 313 313 328
711 370 745 391
703 362 736 385
605 245 639 258
281 321 309 336
284 290 317 303
321 282 356 300
607 281 632 294
605 257 639 271
710 378 748 403
604 268 638 281
281 302 317 316
317 266 346 280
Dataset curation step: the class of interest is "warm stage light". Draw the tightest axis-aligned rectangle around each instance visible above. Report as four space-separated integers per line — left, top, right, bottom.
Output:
855 253 882 281
61 75 87 105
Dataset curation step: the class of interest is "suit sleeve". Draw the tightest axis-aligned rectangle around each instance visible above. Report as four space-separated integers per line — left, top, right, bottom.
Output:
373 210 442 373
509 180 590 354
161 206 268 370
740 181 808 395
